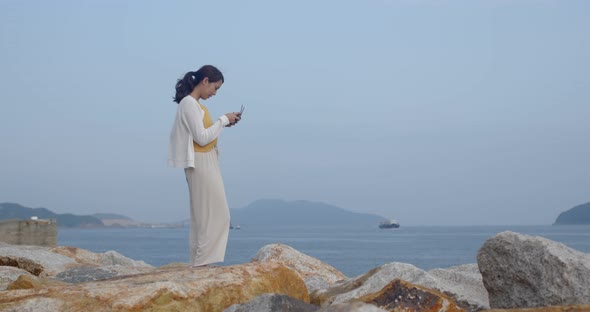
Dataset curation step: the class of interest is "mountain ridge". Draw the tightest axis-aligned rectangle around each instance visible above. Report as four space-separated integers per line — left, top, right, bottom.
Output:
229 199 388 226
0 202 104 228
92 213 133 221
1 199 391 228
554 202 590 225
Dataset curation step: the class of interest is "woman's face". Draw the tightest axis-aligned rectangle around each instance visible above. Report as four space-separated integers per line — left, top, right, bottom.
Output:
202 79 223 100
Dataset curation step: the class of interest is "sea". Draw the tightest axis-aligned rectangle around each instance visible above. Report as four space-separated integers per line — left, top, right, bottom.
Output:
58 225 590 277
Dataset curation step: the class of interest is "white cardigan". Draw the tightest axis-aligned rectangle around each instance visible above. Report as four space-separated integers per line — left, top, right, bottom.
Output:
168 96 230 168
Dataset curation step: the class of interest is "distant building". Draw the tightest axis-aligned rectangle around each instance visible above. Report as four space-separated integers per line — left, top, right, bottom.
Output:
0 218 57 247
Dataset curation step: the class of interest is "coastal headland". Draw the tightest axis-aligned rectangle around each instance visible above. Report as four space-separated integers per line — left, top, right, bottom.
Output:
1 231 589 312
0 200 389 229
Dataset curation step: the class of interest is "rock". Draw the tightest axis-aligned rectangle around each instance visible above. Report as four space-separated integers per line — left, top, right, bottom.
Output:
317 302 389 312
306 275 331 293
0 244 154 281
54 267 117 283
485 305 590 312
0 266 33 290
100 264 153 276
252 243 347 292
51 260 153 284
1 297 63 312
477 231 590 309
224 293 318 312
7 274 66 290
0 244 76 277
312 262 487 311
156 262 190 270
100 250 151 267
50 246 153 268
312 263 434 306
427 264 489 311
50 246 102 264
357 279 464 312
0 261 309 312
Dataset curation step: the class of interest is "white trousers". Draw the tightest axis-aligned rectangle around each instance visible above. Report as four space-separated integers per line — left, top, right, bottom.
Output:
184 149 230 266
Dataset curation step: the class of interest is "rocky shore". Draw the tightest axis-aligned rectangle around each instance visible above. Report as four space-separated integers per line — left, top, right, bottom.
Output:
1 231 589 312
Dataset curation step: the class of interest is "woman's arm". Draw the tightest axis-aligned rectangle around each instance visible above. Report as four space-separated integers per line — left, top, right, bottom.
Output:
180 100 229 146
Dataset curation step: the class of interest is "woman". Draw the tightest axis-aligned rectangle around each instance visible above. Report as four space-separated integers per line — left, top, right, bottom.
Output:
168 65 241 268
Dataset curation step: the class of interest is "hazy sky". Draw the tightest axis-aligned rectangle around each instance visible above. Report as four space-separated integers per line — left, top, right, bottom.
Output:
1 0 589 226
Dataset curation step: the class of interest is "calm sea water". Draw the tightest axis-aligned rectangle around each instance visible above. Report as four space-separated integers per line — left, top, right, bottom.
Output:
58 225 590 277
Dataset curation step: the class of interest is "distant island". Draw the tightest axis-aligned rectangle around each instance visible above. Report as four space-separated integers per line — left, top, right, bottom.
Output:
1 199 391 229
229 199 387 227
0 203 103 228
0 203 176 229
554 201 590 225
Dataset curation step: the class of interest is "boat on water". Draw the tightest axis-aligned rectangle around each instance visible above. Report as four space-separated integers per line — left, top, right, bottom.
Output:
379 220 400 229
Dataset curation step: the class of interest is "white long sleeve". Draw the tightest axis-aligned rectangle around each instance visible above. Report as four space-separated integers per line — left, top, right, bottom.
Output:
168 96 230 168
179 97 229 146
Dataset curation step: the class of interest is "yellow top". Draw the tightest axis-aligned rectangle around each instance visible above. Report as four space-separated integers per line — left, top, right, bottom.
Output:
193 103 218 152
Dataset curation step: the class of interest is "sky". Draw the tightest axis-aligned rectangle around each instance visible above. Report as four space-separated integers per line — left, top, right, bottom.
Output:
1 0 589 226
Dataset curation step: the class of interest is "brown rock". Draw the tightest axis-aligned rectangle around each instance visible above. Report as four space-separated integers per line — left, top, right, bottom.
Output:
7 274 66 290
485 305 590 312
252 243 347 292
0 255 46 276
0 266 33 290
357 279 465 312
156 262 189 270
0 261 308 312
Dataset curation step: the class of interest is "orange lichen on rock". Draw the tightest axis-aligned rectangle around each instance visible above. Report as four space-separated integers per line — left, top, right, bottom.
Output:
0 262 308 312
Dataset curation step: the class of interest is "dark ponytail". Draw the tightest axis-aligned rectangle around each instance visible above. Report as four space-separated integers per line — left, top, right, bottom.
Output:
173 65 224 103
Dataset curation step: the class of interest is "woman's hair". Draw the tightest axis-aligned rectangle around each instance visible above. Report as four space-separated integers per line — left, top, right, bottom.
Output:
173 65 224 103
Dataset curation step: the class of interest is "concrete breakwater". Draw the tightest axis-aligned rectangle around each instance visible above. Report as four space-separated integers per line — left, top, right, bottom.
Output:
0 232 589 312
0 219 57 247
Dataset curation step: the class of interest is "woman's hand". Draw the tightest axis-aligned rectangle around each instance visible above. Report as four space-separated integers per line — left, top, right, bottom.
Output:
225 112 242 127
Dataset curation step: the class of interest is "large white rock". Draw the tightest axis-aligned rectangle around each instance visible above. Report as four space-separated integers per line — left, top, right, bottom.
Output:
328 263 436 305
313 262 489 311
0 245 76 277
0 244 153 280
477 231 590 309
100 250 152 267
252 243 347 292
428 263 490 311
